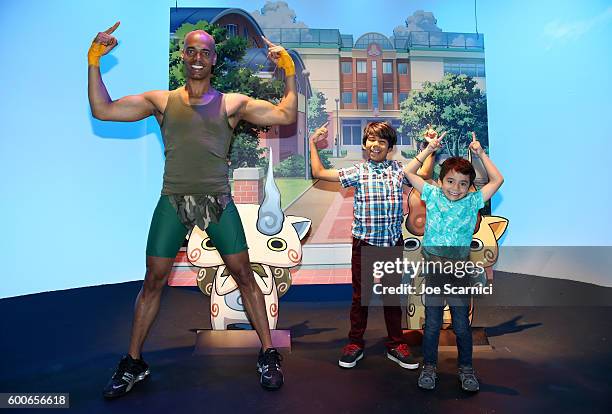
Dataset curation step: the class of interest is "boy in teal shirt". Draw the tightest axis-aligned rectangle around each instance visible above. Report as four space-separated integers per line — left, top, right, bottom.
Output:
405 131 504 392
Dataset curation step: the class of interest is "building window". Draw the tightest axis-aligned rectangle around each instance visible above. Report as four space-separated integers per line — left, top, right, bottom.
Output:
444 62 486 77
398 63 408 75
243 27 248 38
383 92 393 105
357 91 368 105
391 120 411 146
342 92 352 104
383 61 393 74
399 92 409 104
342 120 362 145
371 61 378 109
341 62 352 74
224 24 238 38
356 60 367 74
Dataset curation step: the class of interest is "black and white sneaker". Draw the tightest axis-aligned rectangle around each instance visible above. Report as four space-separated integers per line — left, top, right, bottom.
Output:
387 344 419 369
257 348 284 390
338 344 364 368
103 355 150 399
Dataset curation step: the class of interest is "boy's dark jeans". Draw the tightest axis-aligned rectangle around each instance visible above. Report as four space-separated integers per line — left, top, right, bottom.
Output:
421 250 473 366
422 305 472 366
348 237 404 350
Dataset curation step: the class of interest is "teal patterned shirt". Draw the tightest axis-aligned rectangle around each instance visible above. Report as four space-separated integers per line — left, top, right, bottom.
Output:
421 183 484 259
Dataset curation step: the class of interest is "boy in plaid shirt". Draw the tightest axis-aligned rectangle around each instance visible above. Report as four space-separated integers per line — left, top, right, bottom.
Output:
309 121 423 370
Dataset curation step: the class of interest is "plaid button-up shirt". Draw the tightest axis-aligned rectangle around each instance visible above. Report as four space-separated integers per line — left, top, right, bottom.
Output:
338 159 408 246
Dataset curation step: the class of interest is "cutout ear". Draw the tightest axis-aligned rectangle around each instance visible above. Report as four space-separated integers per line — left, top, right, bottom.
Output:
289 216 312 240
215 267 239 295
484 216 509 240
253 266 274 295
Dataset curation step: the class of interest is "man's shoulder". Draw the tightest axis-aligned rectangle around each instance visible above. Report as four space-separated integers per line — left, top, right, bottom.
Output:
224 92 249 103
146 89 172 98
143 90 171 112
223 92 250 117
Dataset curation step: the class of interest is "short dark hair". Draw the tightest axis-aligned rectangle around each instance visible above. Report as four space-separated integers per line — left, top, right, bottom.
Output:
362 122 397 149
439 157 476 185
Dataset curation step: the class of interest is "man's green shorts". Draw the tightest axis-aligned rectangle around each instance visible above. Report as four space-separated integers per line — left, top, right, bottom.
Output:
146 195 248 258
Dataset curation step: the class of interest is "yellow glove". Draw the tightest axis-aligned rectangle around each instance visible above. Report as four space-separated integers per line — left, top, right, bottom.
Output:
88 42 106 67
277 50 295 77
88 22 120 66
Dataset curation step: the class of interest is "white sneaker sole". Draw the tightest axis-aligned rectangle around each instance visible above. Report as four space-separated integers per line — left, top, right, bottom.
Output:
338 352 364 368
387 353 419 369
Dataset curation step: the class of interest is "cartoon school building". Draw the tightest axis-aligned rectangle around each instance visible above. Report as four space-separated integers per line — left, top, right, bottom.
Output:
171 7 486 158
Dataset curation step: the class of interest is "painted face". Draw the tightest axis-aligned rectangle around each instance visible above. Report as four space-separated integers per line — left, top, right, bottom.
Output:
362 135 390 162
182 32 217 80
187 204 311 269
439 169 470 201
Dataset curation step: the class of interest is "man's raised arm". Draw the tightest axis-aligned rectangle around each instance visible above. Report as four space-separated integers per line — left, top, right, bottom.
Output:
235 37 297 126
88 22 159 122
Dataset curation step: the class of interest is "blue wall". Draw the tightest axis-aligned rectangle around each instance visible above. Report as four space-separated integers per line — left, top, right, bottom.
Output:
0 0 170 298
1 0 610 298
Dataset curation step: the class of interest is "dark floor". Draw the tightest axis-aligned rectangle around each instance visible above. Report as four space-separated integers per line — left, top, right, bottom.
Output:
0 272 611 414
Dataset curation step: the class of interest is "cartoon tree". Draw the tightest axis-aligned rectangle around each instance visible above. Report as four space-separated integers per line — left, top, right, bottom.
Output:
399 74 488 156
169 21 284 168
307 90 328 135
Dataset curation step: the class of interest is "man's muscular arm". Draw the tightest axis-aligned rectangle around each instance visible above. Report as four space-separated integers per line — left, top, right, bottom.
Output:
229 37 297 127
87 22 162 122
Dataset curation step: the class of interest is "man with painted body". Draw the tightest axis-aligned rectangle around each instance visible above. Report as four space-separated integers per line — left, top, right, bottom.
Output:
88 22 296 397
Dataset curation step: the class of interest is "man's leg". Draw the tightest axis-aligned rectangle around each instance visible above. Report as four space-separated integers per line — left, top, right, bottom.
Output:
205 201 282 390
222 250 273 350
128 256 176 359
104 196 187 399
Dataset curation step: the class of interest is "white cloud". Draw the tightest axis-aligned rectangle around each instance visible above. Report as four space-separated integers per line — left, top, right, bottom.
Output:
393 10 442 38
543 6 612 48
251 1 308 29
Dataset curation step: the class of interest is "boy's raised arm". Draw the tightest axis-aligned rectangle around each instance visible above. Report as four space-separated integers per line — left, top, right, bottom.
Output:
469 132 504 202
404 132 444 192
309 122 340 182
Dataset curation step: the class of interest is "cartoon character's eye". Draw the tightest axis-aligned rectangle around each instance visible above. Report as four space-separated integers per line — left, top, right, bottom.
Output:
201 238 216 251
471 239 483 251
267 237 287 251
404 237 421 251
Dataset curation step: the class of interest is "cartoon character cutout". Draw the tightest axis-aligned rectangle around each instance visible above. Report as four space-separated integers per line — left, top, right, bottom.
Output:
187 149 311 330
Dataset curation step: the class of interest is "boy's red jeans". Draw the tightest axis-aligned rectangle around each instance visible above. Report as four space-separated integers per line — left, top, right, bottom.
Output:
348 237 404 350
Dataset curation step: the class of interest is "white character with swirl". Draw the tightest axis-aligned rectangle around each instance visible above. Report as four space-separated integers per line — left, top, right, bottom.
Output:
187 149 311 330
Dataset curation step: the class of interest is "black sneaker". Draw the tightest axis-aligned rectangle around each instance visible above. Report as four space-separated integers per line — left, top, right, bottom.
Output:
387 343 419 369
417 364 437 390
458 365 480 392
338 344 364 368
103 355 150 399
257 348 284 390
